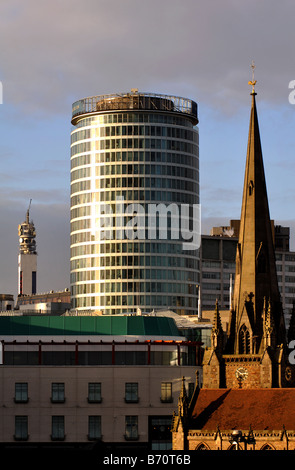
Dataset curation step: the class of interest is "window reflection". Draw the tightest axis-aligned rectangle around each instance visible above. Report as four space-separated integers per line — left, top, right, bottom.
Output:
71 111 199 313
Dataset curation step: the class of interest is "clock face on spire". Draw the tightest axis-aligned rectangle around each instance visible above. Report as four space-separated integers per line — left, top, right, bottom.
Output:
235 367 248 381
285 366 292 382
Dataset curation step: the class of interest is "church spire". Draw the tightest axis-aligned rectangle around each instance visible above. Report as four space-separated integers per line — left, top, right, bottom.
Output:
202 72 291 388
229 72 286 354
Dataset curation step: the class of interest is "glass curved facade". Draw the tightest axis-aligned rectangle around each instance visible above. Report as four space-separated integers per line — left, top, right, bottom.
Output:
70 92 199 314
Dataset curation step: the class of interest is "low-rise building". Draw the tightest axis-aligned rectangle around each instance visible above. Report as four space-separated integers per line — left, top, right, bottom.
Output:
15 290 71 315
0 294 14 312
0 314 202 450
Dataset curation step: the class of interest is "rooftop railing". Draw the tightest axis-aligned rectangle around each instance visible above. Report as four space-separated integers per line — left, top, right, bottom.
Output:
72 91 198 125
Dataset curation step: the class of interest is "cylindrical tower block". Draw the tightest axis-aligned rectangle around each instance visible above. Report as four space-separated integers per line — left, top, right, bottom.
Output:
70 91 200 314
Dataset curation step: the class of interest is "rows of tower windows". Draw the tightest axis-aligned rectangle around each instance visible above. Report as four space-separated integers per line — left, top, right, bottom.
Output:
71 252 197 269
70 176 198 198
71 138 197 156
71 218 199 235
71 294 197 310
71 242 196 258
73 112 195 129
70 278 197 294
70 212 197 235
71 165 198 183
70 270 197 285
71 151 198 170
71 125 198 144
72 229 197 245
71 218 198 239
71 268 196 288
70 254 197 271
70 282 197 296
74 256 196 272
70 185 199 206
70 191 195 207
70 189 198 206
71 275 197 289
70 256 199 270
70 258 199 272
70 113 199 312
70 241 188 255
71 284 197 298
71 275 196 292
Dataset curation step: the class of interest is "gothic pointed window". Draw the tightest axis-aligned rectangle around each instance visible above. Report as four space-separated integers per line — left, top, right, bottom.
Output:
260 444 274 450
238 324 251 354
195 443 210 450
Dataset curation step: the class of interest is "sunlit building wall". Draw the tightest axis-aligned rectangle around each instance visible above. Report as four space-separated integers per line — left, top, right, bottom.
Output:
70 91 199 314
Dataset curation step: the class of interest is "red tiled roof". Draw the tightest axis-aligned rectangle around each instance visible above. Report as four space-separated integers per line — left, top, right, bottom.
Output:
190 388 295 430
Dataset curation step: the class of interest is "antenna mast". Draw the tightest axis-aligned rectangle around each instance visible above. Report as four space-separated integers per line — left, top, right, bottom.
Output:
26 199 32 223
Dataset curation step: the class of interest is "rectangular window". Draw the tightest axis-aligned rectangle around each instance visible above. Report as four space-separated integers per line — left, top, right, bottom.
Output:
19 271 23 295
14 416 28 441
149 416 172 450
51 383 65 403
88 416 101 440
32 271 37 294
125 416 138 440
51 416 65 441
15 383 28 403
161 382 173 403
125 383 139 403
88 383 102 403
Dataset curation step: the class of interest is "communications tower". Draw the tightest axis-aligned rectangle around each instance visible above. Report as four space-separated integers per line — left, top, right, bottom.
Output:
18 200 37 295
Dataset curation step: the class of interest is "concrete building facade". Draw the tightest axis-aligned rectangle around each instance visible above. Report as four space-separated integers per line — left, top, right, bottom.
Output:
0 315 201 450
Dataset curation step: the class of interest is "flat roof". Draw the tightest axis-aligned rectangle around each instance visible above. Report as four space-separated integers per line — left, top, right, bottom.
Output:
0 315 180 337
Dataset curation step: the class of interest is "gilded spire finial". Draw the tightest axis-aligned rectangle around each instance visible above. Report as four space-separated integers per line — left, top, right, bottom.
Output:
248 60 257 94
